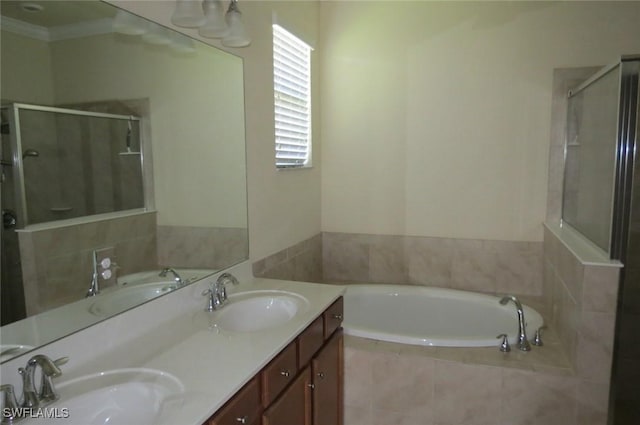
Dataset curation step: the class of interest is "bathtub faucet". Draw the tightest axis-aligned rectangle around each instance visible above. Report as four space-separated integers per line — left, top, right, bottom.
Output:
499 295 531 351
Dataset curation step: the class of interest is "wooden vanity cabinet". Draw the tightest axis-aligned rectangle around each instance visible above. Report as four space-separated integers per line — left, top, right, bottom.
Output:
206 296 343 425
311 330 343 425
207 377 262 425
262 367 312 425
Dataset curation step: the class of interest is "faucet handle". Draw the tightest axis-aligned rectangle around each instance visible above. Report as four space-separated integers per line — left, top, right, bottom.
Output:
38 356 68 403
496 334 511 352
532 325 547 346
202 286 222 312
1 384 19 423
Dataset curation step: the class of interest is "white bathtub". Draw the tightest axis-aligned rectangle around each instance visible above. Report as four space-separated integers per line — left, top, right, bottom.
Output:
342 284 544 347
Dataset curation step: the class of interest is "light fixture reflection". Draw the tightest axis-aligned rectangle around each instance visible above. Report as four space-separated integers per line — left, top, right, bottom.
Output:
142 23 171 45
199 0 228 39
221 0 250 48
112 10 147 35
171 0 206 28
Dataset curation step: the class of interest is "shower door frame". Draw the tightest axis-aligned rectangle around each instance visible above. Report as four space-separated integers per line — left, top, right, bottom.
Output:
561 55 640 260
2 103 146 229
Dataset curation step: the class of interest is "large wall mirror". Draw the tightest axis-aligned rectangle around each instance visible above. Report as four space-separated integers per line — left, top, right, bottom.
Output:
0 0 248 363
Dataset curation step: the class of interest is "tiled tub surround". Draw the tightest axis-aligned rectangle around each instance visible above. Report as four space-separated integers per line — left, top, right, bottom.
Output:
254 226 619 423
252 233 323 282
542 224 620 424
18 212 157 315
253 232 542 297
344 334 601 425
322 232 543 297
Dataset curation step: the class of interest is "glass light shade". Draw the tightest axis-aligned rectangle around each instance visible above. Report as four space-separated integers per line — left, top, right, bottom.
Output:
171 0 206 28
222 7 250 47
142 23 171 45
170 33 196 53
198 0 228 38
112 10 147 35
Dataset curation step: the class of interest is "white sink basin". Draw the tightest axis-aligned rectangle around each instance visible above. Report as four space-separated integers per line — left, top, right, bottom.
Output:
22 368 184 425
88 282 178 317
213 291 310 333
0 344 35 362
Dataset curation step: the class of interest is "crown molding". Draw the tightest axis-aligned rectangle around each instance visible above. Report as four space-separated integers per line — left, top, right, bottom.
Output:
1 16 113 42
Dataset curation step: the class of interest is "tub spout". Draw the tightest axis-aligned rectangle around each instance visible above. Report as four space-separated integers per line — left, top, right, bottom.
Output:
499 295 531 351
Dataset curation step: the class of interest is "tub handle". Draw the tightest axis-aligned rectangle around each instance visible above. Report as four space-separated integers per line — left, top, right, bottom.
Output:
532 325 547 346
496 334 511 352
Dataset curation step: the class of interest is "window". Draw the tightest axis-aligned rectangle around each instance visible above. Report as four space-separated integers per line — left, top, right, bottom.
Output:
273 24 312 168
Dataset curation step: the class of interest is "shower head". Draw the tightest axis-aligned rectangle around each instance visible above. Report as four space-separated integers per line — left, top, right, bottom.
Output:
22 149 40 159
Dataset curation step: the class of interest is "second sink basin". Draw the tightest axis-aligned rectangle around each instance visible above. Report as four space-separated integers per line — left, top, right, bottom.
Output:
214 291 310 333
22 368 184 425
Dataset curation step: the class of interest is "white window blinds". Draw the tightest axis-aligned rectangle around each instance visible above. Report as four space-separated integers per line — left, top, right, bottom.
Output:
273 24 311 168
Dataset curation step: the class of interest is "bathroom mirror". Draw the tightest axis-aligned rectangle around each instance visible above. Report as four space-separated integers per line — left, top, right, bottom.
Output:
0 0 248 362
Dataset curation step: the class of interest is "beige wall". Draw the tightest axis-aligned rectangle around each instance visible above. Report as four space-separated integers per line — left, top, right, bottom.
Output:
111 0 322 261
320 1 640 242
1 30 55 104
49 31 246 229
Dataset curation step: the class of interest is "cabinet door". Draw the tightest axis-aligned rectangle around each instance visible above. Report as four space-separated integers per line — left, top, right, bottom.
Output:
208 377 262 425
311 330 343 425
263 367 311 425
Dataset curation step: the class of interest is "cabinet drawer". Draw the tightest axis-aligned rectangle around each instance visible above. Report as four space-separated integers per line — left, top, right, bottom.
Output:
323 297 344 339
263 367 311 425
261 341 298 407
208 377 261 425
297 316 324 368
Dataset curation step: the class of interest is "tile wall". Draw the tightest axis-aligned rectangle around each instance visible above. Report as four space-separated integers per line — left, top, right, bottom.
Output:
252 234 323 282
344 335 603 425
18 212 157 315
157 225 248 270
322 232 543 296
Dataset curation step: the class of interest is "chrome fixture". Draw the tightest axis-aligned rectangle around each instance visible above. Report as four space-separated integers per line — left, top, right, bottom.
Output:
170 0 251 47
1 384 19 424
1 355 68 423
499 295 531 351
85 251 100 297
496 333 511 352
202 272 239 311
532 325 547 346
159 267 184 286
21 149 39 159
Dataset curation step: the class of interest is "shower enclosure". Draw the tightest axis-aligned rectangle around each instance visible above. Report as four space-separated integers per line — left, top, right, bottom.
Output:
0 103 145 324
562 55 639 424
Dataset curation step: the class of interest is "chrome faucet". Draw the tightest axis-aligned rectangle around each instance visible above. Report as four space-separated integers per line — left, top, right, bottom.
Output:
499 295 531 351
19 355 66 410
85 251 100 297
159 267 184 286
202 272 239 311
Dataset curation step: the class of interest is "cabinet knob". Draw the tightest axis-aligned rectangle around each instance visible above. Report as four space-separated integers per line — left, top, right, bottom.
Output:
308 383 315 389
316 371 325 379
332 313 343 320
280 370 290 377
236 416 249 424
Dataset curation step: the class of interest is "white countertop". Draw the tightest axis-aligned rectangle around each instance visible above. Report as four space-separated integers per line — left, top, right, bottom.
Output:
141 278 345 425
0 263 345 425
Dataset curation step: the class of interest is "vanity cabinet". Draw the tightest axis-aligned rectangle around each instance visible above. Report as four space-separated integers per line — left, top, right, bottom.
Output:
205 296 343 425
207 377 262 425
